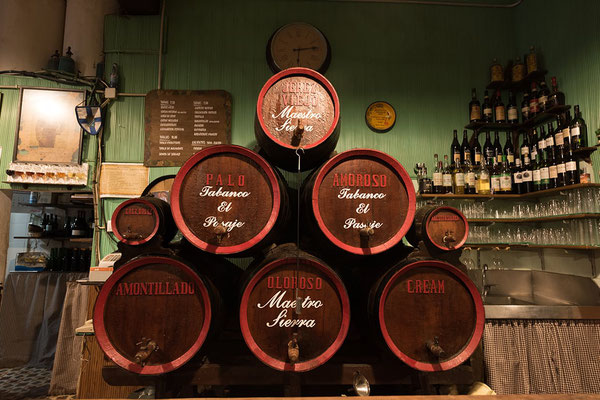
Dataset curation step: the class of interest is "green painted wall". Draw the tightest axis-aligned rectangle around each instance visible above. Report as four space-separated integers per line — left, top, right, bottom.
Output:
514 0 600 169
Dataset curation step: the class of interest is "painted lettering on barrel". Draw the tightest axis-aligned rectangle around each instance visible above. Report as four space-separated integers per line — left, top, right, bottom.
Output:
256 290 323 328
406 279 446 294
205 174 245 187
123 207 154 216
113 281 196 296
266 276 323 290
332 173 387 188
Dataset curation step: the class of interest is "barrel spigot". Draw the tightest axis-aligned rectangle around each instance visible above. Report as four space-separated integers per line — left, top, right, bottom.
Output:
288 334 299 363
442 230 456 249
425 336 446 359
294 119 304 138
359 227 374 239
134 337 158 365
214 224 227 243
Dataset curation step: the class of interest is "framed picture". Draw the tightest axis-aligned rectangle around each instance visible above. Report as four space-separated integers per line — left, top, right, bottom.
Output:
13 87 86 164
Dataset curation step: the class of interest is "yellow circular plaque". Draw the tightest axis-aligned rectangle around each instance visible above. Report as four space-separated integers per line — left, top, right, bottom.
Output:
365 101 396 132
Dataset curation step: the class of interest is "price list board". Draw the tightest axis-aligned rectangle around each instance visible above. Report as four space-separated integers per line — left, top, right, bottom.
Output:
144 89 232 167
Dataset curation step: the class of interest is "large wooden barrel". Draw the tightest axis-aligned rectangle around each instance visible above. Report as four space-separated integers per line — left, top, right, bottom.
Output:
111 196 177 246
406 206 469 251
369 259 484 371
239 244 350 372
302 149 416 256
255 67 340 171
171 145 289 256
93 255 219 375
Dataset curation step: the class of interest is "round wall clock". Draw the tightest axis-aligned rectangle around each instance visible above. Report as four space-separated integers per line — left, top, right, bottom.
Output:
266 22 331 73
365 101 396 133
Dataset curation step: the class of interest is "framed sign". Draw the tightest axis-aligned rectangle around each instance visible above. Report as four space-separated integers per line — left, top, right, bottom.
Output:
144 89 232 167
13 87 86 164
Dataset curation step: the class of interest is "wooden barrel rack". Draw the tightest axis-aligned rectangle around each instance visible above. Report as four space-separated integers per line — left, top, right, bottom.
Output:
255 67 340 171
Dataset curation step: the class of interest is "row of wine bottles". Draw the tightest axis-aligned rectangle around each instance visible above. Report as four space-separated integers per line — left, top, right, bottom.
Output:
468 77 567 125
490 45 540 83
38 211 92 238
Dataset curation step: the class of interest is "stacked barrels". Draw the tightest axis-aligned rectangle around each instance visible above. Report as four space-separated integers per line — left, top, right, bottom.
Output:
94 67 482 379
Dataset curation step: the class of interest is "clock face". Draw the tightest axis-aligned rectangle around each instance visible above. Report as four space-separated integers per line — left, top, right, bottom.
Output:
267 23 330 73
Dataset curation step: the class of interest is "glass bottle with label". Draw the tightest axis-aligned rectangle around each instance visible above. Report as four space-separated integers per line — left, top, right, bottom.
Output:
529 82 539 118
71 211 88 237
451 129 461 166
512 158 523 194
548 76 565 108
452 159 465 194
493 131 503 164
555 143 566 188
554 115 565 148
512 56 526 82
469 88 481 123
547 141 558 189
482 90 493 123
460 130 470 164
545 123 555 157
520 132 530 164
564 142 579 186
521 152 533 193
443 155 453 193
490 157 501 194
465 159 476 194
536 127 546 160
507 91 519 124
490 58 504 82
484 131 495 162
532 152 542 192
538 80 550 112
570 105 587 149
540 151 550 191
521 93 530 122
472 133 482 165
563 110 573 146
526 45 537 74
432 154 443 194
494 90 506 123
499 155 512 194
478 159 491 195
504 133 515 165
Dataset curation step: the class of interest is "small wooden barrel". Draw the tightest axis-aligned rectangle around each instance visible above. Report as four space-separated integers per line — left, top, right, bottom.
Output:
369 259 484 371
171 145 289 256
239 244 350 372
255 67 340 171
93 255 218 375
302 149 416 255
406 206 469 251
111 197 177 246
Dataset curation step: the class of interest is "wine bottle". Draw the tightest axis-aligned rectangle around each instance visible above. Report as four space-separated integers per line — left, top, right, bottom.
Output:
484 131 495 162
451 129 461 166
71 211 88 237
465 159 476 194
530 129 539 161
432 154 442 194
493 131 503 164
63 216 71 237
555 143 566 187
452 159 465 194
494 90 506 123
499 155 512 194
521 93 530 122
564 141 579 186
562 110 573 145
512 158 524 194
482 90 493 123
547 138 558 189
526 45 538 74
460 130 470 164
504 132 515 165
540 151 550 191
532 152 541 192
507 91 519 124
554 115 565 148
512 56 526 82
538 80 550 112
529 82 539 118
521 151 533 193
490 58 504 82
545 123 555 157
472 132 482 165
442 155 453 193
469 88 481 123
536 128 546 160
490 157 501 194
570 105 587 149
548 76 565 108
478 159 491 195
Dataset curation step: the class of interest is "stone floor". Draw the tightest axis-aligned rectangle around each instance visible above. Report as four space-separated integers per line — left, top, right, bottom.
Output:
0 367 74 400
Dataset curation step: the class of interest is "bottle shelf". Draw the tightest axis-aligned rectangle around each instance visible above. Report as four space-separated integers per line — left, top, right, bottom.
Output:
14 236 92 244
418 183 600 200
485 69 548 92
572 145 599 163
18 202 92 210
468 213 600 224
465 104 571 132
464 243 598 251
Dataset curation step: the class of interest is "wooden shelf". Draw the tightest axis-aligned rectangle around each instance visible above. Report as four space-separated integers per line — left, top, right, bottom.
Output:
573 145 599 163
465 104 570 132
18 202 92 209
468 213 600 224
418 183 600 200
14 236 92 243
464 243 599 250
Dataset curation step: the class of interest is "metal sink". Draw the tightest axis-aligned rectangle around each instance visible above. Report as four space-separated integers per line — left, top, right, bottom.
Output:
467 269 600 319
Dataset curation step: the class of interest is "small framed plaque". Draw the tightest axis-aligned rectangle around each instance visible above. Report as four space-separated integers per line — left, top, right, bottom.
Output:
365 101 396 133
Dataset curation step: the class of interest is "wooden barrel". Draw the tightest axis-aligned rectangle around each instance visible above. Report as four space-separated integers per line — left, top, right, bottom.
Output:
239 244 350 372
171 145 289 256
302 149 416 256
406 206 469 251
369 259 484 371
93 255 219 375
255 67 340 171
111 197 177 246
